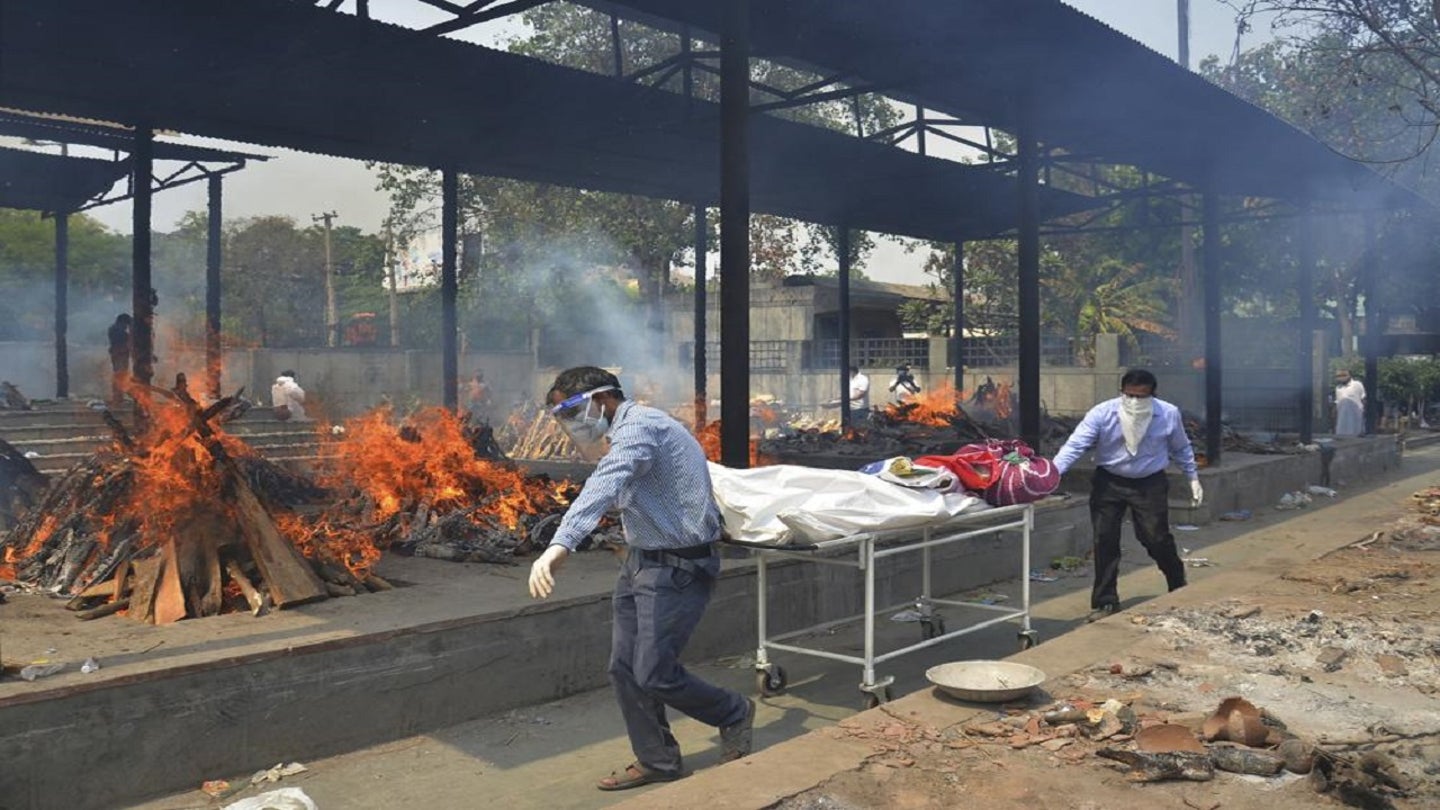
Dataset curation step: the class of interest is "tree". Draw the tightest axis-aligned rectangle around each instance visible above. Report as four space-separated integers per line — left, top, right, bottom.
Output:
0 209 129 342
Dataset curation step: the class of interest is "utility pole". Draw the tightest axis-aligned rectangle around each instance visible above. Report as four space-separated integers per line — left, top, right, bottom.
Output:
385 225 400 347
313 211 338 347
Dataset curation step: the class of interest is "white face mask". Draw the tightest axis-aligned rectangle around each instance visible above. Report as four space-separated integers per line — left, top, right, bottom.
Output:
1121 394 1152 416
1119 394 1153 455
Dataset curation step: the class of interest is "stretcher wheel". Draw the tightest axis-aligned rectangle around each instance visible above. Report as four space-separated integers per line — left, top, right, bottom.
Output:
756 665 788 697
862 686 892 709
919 616 946 640
1018 629 1039 650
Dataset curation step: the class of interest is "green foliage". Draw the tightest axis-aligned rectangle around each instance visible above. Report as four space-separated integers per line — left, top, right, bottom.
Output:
0 209 130 340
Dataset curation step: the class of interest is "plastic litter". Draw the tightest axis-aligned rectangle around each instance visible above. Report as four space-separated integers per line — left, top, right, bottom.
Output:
19 661 65 681
1274 491 1313 510
1028 570 1058 582
222 788 317 810
23 451 39 459
1182 557 1214 567
80 657 101 674
965 592 1009 605
890 608 923 623
1174 524 1200 531
250 762 309 786
1219 510 1252 521
1307 485 1338 498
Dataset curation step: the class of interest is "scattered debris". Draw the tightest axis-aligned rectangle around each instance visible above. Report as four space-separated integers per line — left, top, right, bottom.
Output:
1220 509 1253 521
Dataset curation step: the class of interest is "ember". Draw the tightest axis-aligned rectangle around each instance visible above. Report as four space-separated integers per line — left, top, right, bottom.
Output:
696 420 772 467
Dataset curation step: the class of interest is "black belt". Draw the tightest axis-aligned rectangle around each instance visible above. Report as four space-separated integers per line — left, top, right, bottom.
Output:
639 543 715 562
1098 467 1165 481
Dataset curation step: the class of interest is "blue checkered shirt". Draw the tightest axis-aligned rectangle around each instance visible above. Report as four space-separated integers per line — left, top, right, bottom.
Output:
549 400 722 552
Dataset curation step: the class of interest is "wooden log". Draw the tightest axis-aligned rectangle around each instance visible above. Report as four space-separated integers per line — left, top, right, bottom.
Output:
363 574 394 592
127 555 162 624
170 379 327 609
324 581 356 597
77 598 130 621
224 558 266 616
153 540 187 626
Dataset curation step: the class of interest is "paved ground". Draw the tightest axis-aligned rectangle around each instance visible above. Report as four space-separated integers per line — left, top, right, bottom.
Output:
128 443 1440 810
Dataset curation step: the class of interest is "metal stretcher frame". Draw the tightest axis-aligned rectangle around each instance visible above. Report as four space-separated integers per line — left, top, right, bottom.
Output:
745 503 1036 706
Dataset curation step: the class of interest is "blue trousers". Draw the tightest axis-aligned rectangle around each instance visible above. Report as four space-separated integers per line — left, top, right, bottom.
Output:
609 551 747 774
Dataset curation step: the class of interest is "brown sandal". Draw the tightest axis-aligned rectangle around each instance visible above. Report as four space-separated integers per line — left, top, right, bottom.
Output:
596 762 683 791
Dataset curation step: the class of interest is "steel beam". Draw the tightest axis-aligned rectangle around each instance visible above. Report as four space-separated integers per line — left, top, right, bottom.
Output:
206 174 223 398
952 240 964 393
1297 206 1315 443
132 127 155 394
1016 117 1041 450
693 203 707 426
838 227 853 428
1202 188 1222 465
441 169 459 410
1362 213 1380 435
54 212 68 398
719 0 750 468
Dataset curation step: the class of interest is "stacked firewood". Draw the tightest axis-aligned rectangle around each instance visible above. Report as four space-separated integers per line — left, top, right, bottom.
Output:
0 376 334 624
499 404 579 460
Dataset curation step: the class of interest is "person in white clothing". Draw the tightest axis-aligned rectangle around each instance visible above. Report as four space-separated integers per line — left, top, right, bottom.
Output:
1333 368 1365 437
271 370 308 421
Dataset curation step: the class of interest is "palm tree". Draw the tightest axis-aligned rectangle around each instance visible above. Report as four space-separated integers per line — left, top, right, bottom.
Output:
1044 257 1176 363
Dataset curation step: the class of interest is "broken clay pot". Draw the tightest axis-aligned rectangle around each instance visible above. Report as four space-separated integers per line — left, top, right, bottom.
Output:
1135 723 1205 754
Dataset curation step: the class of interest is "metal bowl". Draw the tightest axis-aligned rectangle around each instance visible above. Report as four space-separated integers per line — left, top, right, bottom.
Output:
925 660 1046 703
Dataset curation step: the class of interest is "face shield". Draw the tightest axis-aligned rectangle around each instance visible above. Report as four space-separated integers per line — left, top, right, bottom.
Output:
549 385 615 460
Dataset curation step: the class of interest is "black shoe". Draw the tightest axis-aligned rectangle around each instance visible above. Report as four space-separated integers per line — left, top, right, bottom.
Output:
1086 604 1120 623
719 698 756 762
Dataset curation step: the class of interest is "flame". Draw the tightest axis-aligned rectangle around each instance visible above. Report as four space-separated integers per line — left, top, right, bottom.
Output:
696 420 772 467
878 383 966 427
288 405 575 576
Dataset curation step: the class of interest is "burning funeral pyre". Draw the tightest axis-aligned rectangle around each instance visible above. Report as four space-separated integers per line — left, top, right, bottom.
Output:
0 378 593 624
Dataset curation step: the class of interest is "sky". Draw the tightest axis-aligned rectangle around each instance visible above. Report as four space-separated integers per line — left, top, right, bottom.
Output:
81 1 1278 285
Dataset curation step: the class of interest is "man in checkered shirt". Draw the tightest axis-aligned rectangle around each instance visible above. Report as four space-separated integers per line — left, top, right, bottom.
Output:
528 366 756 790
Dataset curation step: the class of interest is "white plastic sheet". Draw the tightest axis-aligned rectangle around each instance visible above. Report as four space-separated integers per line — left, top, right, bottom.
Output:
223 788 317 810
709 462 989 546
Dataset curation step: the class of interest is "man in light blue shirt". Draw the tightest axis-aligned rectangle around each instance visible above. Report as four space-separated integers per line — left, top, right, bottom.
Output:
1052 369 1203 622
526 367 754 790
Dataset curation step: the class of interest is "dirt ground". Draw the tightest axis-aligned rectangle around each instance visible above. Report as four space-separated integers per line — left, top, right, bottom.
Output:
773 491 1440 810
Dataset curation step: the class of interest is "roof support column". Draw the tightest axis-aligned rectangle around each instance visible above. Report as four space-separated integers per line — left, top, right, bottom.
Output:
54 211 69 399
1297 205 1316 443
693 203 708 427
441 168 459 411
206 174 223 399
952 240 964 393
132 126 155 400
1201 187 1223 466
1016 118 1041 450
1362 212 1380 435
838 227 853 428
719 0 751 468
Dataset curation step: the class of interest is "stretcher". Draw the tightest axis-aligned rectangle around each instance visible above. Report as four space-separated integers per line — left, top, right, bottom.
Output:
737 502 1036 707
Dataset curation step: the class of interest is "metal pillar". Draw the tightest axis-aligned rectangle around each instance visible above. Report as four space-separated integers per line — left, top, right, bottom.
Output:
952 240 964 393
132 126 155 392
1362 213 1380 435
441 169 459 410
54 212 69 398
1297 206 1316 443
719 0 751 468
1202 188 1223 465
1016 118 1041 450
838 227 853 428
206 174 223 398
694 204 708 427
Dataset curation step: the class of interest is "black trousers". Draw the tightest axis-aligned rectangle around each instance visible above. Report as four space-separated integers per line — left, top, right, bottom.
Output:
1088 468 1187 609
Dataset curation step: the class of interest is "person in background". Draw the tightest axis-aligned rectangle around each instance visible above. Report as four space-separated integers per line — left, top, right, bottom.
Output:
527 366 755 791
888 364 921 402
1051 369 1202 623
826 365 871 422
270 370 308 421
1333 368 1366 437
106 314 132 406
464 370 493 423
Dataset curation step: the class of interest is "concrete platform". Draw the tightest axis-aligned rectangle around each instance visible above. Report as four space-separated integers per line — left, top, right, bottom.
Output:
0 435 1415 809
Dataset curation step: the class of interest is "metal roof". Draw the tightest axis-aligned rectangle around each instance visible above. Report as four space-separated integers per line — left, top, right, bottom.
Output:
0 0 1097 242
0 147 128 213
583 0 1432 210
0 109 270 164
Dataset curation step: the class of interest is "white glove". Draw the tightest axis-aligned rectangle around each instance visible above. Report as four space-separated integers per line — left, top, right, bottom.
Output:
1189 479 1204 508
528 544 570 599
